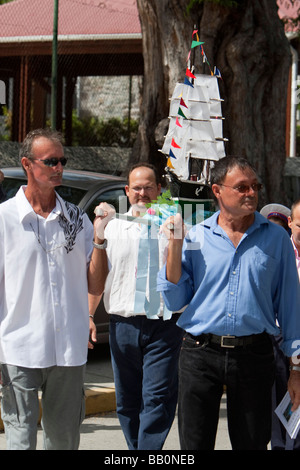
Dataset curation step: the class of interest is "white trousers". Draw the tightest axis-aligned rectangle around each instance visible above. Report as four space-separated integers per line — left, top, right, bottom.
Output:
1 364 86 450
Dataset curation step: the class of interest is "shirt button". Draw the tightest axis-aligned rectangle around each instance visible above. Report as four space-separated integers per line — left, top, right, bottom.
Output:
230 291 234 295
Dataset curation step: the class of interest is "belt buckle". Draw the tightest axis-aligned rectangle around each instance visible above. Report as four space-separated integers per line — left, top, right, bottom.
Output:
221 335 236 348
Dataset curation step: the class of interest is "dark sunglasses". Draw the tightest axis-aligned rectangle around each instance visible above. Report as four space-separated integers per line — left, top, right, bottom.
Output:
219 183 263 194
32 157 68 167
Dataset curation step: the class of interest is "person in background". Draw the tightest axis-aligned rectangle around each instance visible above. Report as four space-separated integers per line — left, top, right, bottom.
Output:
289 199 300 281
0 128 105 450
260 203 291 233
89 163 184 450
158 156 300 450
260 203 300 450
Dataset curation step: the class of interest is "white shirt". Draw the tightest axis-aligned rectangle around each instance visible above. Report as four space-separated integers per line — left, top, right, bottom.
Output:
0 186 94 368
291 235 300 281
103 209 169 318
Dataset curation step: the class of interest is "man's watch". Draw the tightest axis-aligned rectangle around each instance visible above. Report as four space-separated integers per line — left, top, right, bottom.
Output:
93 239 107 249
289 365 300 372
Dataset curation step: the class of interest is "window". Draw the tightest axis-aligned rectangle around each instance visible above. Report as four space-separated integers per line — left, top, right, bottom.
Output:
85 188 128 221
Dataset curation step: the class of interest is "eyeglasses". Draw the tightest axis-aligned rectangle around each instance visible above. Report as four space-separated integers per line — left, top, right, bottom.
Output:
31 157 68 167
219 183 263 193
130 186 156 193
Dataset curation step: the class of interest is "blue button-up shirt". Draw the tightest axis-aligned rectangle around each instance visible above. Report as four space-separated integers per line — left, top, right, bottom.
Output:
157 211 300 357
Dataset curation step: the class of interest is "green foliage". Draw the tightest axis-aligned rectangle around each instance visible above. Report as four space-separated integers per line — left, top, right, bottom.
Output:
145 190 175 209
70 112 139 147
46 111 139 147
0 106 11 141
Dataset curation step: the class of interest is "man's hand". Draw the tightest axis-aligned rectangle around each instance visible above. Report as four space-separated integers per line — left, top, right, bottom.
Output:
94 202 116 241
88 316 97 349
288 370 300 411
161 213 185 285
160 212 185 241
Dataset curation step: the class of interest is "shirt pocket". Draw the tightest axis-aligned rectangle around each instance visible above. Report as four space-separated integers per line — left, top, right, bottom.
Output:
250 246 277 292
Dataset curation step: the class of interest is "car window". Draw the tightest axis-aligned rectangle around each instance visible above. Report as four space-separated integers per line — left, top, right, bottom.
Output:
55 186 87 206
85 188 128 221
1 177 87 207
1 178 24 200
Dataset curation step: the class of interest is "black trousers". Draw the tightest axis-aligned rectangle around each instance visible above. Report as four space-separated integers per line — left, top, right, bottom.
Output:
178 332 275 450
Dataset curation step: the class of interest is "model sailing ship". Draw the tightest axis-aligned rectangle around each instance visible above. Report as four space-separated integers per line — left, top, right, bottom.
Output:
160 30 227 218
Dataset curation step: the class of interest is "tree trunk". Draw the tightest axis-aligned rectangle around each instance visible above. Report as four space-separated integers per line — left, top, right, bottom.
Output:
132 0 291 204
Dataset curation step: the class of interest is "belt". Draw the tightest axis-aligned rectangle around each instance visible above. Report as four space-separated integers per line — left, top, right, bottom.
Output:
188 332 267 349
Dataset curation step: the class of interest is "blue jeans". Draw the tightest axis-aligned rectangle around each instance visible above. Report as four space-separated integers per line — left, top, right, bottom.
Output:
178 332 275 450
109 313 183 450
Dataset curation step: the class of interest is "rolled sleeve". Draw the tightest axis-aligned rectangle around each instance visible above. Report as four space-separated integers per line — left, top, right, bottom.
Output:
157 264 193 312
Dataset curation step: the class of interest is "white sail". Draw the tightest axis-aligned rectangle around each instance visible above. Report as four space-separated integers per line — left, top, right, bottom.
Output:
194 74 222 101
169 99 210 120
161 70 227 182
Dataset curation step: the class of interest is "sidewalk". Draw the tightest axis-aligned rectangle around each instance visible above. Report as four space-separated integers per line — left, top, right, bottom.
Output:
0 345 232 450
84 345 116 416
0 345 117 433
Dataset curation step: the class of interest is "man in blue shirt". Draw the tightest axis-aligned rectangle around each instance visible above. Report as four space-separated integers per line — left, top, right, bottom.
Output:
158 156 300 450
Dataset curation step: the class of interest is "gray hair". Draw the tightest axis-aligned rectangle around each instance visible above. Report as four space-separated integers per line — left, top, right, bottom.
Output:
19 128 64 162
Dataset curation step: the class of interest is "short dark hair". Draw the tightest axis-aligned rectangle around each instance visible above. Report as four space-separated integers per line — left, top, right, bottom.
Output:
127 162 160 186
290 199 300 220
211 156 257 186
19 128 64 161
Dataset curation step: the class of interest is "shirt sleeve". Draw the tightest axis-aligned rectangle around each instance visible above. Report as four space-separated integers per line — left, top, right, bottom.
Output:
157 236 195 312
275 234 300 357
84 213 94 266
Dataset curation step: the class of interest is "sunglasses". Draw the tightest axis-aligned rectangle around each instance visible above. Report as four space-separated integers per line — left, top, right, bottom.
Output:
31 157 68 167
219 183 263 193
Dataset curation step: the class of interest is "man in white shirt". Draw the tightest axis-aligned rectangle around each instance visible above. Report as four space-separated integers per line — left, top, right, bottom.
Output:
89 163 183 450
0 129 102 450
289 199 300 280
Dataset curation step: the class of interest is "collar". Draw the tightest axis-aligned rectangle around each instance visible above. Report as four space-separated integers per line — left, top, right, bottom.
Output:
16 186 71 223
291 236 300 260
203 210 267 235
121 207 143 231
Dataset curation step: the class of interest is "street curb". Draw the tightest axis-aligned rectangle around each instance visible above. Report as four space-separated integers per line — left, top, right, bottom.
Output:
0 387 116 432
85 387 116 415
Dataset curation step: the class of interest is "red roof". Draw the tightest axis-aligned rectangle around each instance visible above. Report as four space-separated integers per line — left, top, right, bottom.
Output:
0 0 141 39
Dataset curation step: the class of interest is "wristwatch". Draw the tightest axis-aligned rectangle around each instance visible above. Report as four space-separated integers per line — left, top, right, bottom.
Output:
93 239 107 249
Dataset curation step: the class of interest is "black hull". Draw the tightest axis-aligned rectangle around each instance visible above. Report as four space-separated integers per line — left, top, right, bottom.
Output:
166 170 217 222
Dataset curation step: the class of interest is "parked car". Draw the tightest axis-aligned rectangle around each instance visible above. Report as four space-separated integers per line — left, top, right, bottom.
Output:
1 167 128 344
